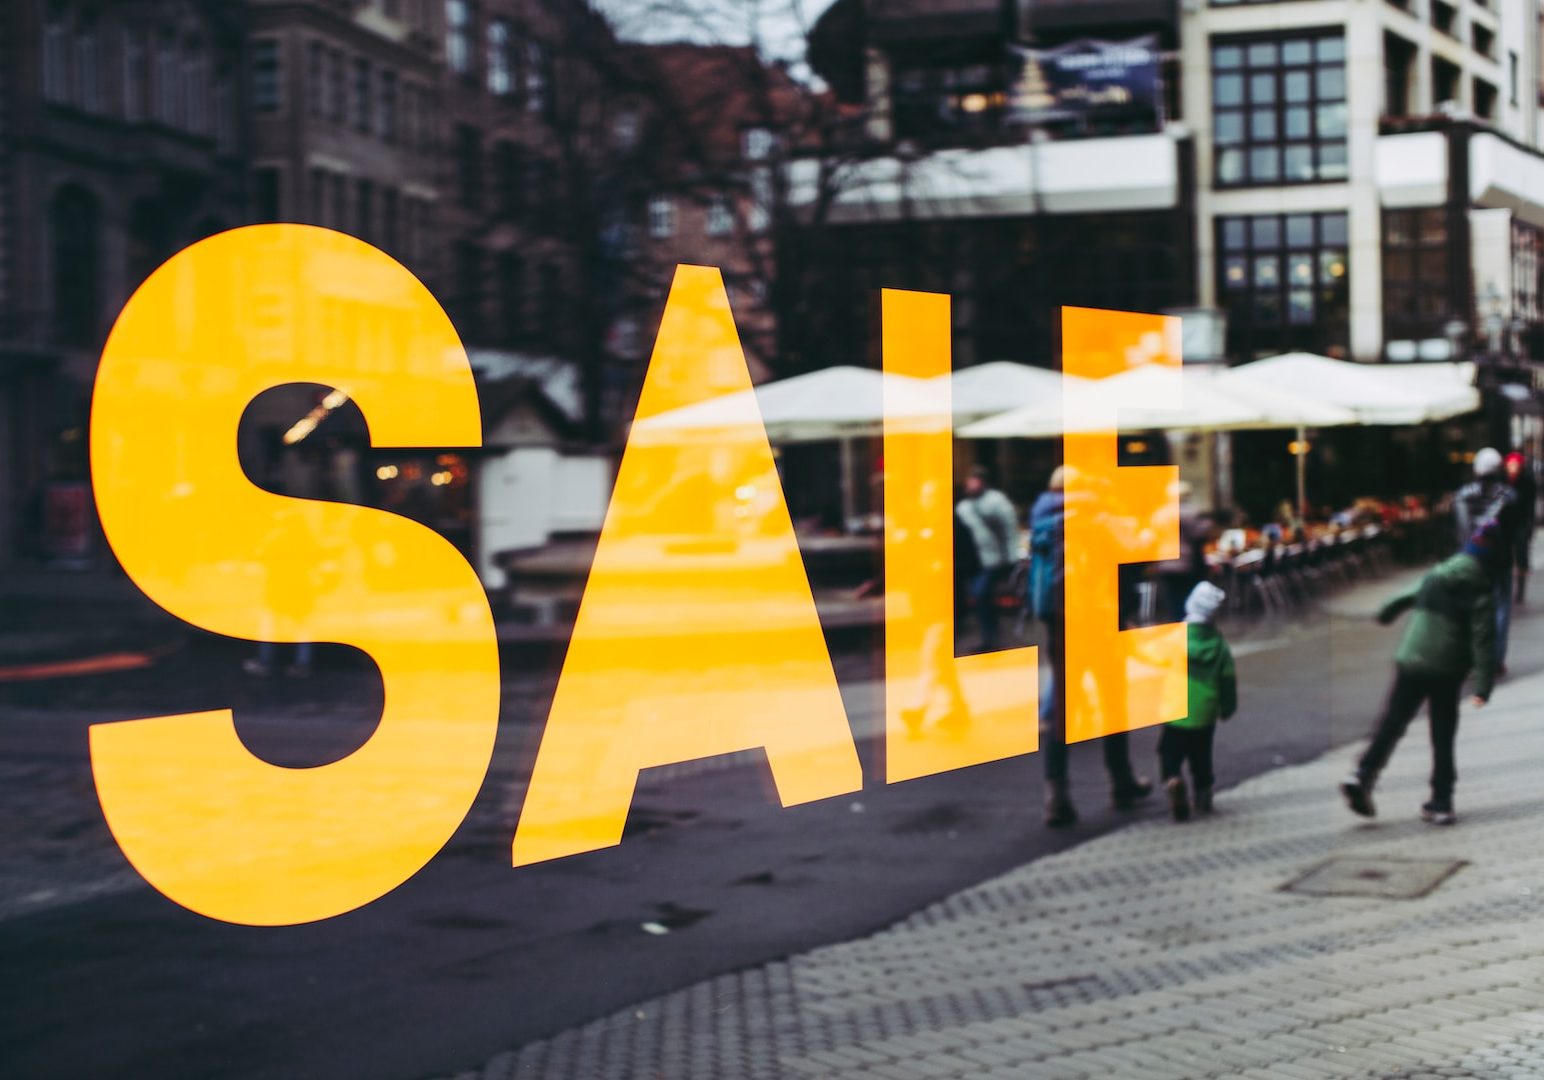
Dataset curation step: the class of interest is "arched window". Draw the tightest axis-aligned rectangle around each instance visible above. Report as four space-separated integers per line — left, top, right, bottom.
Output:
43 14 69 101
50 186 102 346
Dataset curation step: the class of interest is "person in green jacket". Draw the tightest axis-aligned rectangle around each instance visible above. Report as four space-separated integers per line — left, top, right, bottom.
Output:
1341 521 1502 826
1160 581 1237 821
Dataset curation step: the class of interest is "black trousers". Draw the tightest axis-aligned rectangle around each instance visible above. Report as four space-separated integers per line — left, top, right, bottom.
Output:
1356 668 1461 801
1157 725 1215 791
1039 616 1139 788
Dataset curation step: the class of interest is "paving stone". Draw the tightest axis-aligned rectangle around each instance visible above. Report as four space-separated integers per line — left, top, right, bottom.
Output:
432 616 1544 1080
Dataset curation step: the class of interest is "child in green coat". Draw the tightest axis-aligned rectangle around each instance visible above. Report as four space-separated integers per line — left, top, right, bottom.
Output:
1160 581 1237 821
1340 521 1501 825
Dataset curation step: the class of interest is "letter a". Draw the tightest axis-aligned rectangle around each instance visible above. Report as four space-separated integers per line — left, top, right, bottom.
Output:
511 265 862 867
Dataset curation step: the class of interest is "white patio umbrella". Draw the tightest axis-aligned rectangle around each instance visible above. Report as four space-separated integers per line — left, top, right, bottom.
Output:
958 364 1267 439
1225 352 1479 425
631 365 943 530
631 365 940 444
931 361 1087 421
1222 352 1478 512
960 363 1362 515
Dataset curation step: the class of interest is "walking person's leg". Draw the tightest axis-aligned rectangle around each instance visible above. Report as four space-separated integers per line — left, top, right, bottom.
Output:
1040 617 1075 826
1190 726 1217 814
1493 578 1512 674
976 565 1009 652
1092 653 1151 809
1423 678 1462 823
1158 727 1189 821
1343 668 1428 816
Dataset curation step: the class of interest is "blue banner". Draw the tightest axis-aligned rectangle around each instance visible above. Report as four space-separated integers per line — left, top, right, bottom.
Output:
1008 35 1162 126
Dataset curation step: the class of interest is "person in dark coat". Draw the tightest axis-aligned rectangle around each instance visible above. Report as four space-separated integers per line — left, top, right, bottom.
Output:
1028 466 1152 827
1454 447 1518 675
1506 451 1536 603
1340 522 1501 826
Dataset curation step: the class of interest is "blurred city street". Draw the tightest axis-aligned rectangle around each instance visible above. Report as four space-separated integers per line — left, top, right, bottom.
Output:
5 552 1524 1079
444 603 1544 1080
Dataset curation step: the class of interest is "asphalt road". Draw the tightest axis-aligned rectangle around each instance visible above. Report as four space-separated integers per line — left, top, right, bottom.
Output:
0 595 1422 1080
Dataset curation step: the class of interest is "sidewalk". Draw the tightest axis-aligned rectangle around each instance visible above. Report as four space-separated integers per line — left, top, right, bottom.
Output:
441 616 1544 1078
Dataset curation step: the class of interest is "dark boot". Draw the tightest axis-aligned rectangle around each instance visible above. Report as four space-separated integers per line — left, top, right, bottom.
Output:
1193 788 1213 815
1044 780 1078 828
1165 777 1190 822
1112 776 1153 810
1340 775 1376 818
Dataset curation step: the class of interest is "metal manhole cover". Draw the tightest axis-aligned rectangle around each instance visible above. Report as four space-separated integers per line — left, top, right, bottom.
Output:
1281 856 1466 899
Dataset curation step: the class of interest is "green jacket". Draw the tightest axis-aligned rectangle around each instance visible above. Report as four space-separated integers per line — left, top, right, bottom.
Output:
1172 622 1237 730
1379 552 1497 700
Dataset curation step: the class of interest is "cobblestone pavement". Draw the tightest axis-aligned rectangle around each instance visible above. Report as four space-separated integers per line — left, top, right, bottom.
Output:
443 656 1544 1078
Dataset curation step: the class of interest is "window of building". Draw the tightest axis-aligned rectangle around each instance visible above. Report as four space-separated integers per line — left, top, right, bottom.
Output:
1383 206 1452 338
1510 50 1520 106
158 34 182 124
1212 33 1347 186
43 18 69 102
253 166 282 223
122 28 145 121
539 261 561 341
743 126 775 161
455 242 484 339
357 179 374 241
456 124 482 209
748 169 772 232
184 44 206 133
647 196 676 239
213 76 235 151
1219 211 1349 356
1473 24 1495 60
382 187 399 250
613 108 640 150
310 41 326 118
127 198 170 291
50 186 101 346
76 28 100 112
381 71 398 141
525 40 550 115
487 20 512 96
311 168 330 225
1513 219 1541 326
330 50 346 123
252 38 280 113
1385 32 1416 117
892 61 1004 141
332 173 348 233
1474 78 1498 121
353 58 372 132
493 141 524 218
706 193 734 237
530 157 555 213
1432 0 1457 37
498 252 524 341
402 196 419 262
1432 56 1461 106
446 0 472 76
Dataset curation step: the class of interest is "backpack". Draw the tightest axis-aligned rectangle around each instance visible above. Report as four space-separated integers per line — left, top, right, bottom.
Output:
1027 500 1064 621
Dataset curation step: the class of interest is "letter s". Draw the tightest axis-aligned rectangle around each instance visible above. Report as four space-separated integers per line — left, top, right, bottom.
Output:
88 225 499 925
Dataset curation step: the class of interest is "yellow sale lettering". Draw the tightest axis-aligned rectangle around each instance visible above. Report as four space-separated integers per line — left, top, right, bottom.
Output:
88 226 1183 923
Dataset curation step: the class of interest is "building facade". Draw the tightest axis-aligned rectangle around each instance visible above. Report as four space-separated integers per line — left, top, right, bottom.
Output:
0 0 248 562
